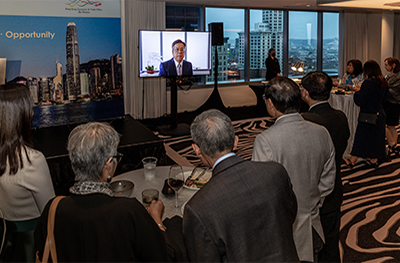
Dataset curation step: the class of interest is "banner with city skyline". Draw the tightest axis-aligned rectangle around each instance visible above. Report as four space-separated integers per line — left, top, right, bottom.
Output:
0 0 123 128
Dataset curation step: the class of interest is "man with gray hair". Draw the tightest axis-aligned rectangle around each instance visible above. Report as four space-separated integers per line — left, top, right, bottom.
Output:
183 109 299 262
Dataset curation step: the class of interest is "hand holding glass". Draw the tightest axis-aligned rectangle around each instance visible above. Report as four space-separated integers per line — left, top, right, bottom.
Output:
142 188 159 209
168 165 184 208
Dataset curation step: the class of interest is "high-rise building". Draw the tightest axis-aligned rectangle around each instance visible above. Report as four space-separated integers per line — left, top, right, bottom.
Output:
54 61 63 103
238 10 283 78
110 54 123 90
66 22 81 101
207 38 229 83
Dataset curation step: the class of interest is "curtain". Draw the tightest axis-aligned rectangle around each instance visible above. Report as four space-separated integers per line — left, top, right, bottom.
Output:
122 0 166 119
394 13 400 59
343 12 368 66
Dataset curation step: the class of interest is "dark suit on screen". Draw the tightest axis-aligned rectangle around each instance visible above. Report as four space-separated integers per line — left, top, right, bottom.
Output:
302 102 350 262
158 58 193 77
183 155 299 262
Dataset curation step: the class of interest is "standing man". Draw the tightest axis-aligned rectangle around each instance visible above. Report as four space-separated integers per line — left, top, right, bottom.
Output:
301 71 350 263
159 39 193 77
252 77 336 263
265 48 281 81
183 109 299 263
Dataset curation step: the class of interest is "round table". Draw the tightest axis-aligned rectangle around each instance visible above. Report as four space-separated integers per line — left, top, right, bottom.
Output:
111 166 198 220
328 90 359 159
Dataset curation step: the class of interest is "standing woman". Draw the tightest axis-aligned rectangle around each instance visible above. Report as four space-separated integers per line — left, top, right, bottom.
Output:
346 60 388 168
0 83 55 262
383 57 400 154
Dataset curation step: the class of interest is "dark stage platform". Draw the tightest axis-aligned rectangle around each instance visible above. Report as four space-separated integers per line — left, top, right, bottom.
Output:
33 115 168 195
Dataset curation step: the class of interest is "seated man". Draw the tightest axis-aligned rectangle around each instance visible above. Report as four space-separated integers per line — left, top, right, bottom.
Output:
301 71 350 263
183 109 299 262
252 77 336 263
159 39 193 77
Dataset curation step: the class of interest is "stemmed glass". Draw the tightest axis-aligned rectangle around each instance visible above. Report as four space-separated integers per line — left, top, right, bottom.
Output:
168 165 184 208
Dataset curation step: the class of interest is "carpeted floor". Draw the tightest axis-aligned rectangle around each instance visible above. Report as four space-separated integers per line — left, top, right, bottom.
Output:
162 116 400 263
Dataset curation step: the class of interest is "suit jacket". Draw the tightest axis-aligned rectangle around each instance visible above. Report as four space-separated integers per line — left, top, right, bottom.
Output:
252 113 336 262
302 102 350 214
183 155 299 263
159 58 193 77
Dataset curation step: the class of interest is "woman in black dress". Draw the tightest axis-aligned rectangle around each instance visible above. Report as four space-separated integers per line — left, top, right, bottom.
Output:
346 60 388 168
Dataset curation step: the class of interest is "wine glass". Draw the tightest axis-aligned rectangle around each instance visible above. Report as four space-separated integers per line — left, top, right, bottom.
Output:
168 165 184 208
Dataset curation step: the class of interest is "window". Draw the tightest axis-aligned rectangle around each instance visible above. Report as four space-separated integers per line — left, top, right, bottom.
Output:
250 9 284 81
323 13 339 76
289 11 317 78
206 7 245 83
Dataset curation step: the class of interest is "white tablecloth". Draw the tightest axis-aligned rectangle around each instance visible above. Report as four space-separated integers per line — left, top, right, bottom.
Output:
111 166 197 220
328 92 359 159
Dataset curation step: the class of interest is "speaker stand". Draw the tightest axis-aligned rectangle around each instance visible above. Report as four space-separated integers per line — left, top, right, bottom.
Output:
158 77 190 136
195 45 226 114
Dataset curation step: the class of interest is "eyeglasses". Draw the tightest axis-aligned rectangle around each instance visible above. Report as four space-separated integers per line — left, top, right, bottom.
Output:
112 153 123 164
173 48 186 53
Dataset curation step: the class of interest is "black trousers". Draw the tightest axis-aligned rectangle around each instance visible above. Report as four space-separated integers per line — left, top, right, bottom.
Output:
318 208 341 263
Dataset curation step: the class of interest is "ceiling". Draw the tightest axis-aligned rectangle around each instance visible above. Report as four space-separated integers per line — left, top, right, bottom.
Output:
158 0 400 11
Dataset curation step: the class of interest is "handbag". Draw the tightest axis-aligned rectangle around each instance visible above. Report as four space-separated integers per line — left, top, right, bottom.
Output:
35 196 65 263
358 112 378 125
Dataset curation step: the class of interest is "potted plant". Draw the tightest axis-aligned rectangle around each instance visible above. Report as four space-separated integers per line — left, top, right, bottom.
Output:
145 65 155 74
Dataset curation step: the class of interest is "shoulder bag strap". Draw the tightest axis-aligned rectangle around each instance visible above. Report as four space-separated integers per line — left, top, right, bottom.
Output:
42 196 65 263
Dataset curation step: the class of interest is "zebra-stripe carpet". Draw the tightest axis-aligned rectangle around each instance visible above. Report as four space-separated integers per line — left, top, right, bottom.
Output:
163 116 400 263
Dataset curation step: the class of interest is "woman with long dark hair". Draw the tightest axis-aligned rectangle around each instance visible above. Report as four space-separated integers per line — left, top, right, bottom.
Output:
346 60 388 168
0 83 55 262
383 57 400 155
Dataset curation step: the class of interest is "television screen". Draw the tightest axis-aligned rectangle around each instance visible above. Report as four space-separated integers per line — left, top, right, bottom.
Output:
139 30 212 77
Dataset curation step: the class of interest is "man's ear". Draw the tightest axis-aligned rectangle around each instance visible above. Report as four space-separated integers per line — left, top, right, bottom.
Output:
233 135 239 151
301 87 309 101
192 143 202 157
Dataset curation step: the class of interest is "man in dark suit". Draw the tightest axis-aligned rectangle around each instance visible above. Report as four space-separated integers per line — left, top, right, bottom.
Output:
301 71 350 263
159 39 193 77
183 109 299 262
265 48 281 81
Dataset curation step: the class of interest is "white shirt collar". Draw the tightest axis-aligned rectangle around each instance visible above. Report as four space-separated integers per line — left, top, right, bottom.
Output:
309 101 329 111
213 153 236 170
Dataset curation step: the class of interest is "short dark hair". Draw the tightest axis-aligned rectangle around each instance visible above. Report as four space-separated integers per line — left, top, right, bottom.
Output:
171 39 186 49
385 57 400 73
301 71 332 101
269 48 275 54
347 59 363 77
264 76 301 114
190 109 235 159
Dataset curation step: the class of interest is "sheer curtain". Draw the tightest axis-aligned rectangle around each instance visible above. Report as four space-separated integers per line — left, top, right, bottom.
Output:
344 12 368 66
394 13 400 59
122 0 166 119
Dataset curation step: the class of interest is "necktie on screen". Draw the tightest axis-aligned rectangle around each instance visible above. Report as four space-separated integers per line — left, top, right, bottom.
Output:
177 64 182 76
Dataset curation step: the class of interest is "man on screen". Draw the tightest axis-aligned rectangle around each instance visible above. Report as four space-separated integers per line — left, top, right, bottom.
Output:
159 39 193 77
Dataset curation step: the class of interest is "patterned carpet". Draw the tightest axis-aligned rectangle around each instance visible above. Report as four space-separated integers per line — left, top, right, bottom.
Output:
163 117 400 263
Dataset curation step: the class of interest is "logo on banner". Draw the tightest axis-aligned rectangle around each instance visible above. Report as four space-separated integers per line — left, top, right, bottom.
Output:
65 0 103 13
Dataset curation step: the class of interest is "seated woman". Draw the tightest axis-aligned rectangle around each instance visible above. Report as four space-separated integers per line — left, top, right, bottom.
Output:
0 83 55 262
34 122 169 262
383 57 400 155
343 59 364 86
334 59 364 88
346 60 388 168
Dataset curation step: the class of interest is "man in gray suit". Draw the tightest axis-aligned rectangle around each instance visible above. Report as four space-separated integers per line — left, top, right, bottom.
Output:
183 109 299 262
252 77 336 263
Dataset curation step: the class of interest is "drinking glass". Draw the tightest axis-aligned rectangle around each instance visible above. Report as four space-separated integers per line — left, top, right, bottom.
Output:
168 165 184 208
141 188 159 209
